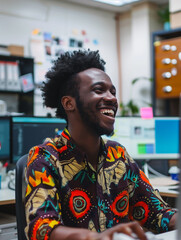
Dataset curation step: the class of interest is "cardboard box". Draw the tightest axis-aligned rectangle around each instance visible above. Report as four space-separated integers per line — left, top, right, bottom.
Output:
170 12 181 29
7 45 24 57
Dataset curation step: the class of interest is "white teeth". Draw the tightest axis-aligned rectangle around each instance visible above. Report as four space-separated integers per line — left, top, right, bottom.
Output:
100 109 114 117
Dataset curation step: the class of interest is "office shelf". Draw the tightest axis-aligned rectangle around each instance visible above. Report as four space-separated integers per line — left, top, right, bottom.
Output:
0 55 34 115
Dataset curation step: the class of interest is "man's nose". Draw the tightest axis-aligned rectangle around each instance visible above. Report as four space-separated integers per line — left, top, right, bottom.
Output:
104 91 117 103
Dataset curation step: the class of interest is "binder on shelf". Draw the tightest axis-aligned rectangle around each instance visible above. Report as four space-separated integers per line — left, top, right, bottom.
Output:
5 61 21 91
6 61 14 91
0 61 6 90
11 61 21 91
0 55 34 115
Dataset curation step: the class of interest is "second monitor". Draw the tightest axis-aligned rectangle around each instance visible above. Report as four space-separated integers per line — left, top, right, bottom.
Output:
103 116 180 160
11 116 66 164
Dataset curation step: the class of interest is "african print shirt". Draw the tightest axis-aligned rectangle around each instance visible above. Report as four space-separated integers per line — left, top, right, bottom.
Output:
24 128 176 240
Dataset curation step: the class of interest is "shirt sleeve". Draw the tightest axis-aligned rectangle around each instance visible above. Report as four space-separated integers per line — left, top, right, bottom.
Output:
24 145 63 240
124 149 177 233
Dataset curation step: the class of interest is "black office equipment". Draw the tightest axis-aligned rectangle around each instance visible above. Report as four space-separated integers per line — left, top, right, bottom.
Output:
11 116 66 164
0 117 10 162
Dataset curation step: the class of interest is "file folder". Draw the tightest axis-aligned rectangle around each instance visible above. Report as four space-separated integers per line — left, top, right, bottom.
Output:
0 61 6 90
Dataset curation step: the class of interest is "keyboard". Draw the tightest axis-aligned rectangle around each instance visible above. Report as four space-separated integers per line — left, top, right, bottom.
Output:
113 230 177 240
113 231 163 240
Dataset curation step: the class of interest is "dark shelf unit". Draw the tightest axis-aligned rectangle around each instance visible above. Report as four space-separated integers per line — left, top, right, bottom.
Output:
0 55 34 115
152 27 181 116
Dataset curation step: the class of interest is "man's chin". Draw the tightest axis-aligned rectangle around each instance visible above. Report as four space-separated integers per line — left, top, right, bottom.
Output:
103 130 114 137
97 128 114 137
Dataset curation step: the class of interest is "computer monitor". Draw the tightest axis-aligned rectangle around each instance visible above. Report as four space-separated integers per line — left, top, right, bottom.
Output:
103 116 180 160
0 116 10 162
10 116 66 164
103 116 180 176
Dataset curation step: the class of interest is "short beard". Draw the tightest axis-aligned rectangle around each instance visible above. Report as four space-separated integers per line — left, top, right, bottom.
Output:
75 96 114 137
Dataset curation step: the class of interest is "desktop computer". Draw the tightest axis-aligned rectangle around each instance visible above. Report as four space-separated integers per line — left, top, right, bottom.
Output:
0 116 67 165
0 117 11 163
104 116 180 158
10 116 66 164
103 116 180 176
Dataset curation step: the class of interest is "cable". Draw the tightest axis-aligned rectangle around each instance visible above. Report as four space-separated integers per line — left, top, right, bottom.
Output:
8 178 15 191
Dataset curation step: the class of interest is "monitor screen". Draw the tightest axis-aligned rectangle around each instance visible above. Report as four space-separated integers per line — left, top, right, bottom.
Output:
11 116 66 163
103 116 180 160
0 117 10 161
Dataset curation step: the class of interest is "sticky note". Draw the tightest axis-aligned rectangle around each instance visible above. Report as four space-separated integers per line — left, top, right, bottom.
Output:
140 107 153 119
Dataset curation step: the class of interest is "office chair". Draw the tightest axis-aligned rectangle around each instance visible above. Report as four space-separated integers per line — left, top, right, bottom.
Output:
15 154 28 240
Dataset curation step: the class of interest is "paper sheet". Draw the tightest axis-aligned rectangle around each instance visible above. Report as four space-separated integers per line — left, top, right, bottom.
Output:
149 177 179 186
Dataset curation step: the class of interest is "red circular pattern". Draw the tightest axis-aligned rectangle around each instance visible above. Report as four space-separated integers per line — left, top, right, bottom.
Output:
69 190 91 219
129 201 149 225
111 190 129 217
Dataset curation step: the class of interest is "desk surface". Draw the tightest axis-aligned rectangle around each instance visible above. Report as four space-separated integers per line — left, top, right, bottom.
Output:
0 177 179 205
0 179 15 205
156 229 177 240
154 185 179 198
150 177 179 198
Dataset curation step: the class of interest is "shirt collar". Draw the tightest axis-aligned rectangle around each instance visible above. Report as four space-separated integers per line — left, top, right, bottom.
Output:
60 128 108 159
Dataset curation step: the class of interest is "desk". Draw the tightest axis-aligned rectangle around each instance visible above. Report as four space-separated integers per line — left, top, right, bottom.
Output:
0 177 179 205
156 229 177 240
0 179 15 206
156 185 179 198
150 176 179 198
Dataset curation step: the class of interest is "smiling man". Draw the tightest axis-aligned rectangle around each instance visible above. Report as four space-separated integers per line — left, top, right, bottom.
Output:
24 50 177 240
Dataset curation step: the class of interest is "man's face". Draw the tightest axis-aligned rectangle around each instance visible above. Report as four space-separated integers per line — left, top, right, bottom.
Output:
75 68 118 136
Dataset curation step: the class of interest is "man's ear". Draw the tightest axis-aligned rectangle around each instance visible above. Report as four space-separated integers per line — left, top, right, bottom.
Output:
61 96 76 111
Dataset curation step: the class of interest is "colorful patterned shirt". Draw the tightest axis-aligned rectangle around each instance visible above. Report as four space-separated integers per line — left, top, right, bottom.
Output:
25 128 176 240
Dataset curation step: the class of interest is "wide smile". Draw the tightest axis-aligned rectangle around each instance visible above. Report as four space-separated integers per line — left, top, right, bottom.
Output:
100 108 115 119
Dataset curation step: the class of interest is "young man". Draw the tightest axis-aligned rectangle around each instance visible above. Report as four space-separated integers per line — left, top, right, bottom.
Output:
24 50 177 240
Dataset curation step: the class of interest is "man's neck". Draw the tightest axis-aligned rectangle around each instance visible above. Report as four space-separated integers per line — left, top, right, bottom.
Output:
67 125 101 169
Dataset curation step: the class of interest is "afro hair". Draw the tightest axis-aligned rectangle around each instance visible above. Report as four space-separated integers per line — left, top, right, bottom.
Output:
41 49 106 120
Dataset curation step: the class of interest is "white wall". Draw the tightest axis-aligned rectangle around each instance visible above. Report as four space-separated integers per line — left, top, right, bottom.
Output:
0 0 119 116
169 0 181 12
119 2 163 114
0 0 165 116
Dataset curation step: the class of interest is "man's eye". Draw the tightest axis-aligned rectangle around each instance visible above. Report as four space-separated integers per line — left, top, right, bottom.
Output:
111 90 116 96
94 88 103 93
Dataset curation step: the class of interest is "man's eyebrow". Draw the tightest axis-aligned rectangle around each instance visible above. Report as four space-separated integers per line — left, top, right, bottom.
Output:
91 82 116 90
91 81 105 87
